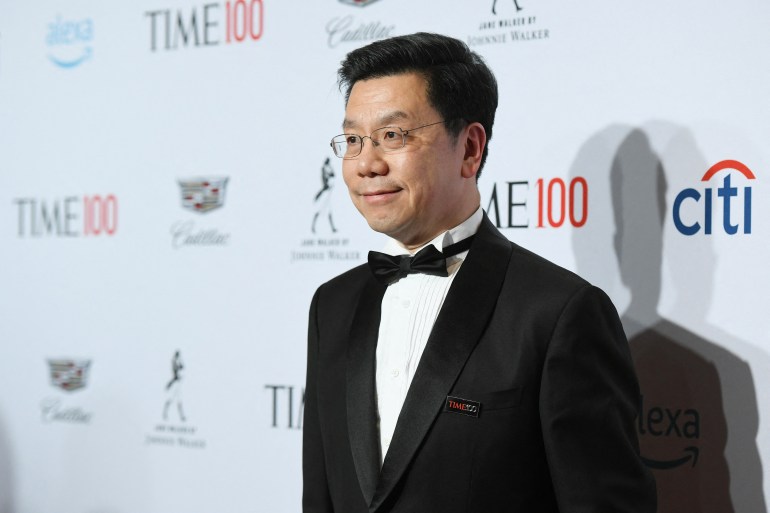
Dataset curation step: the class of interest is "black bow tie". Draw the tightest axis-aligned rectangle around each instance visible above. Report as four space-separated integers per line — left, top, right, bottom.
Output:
368 236 475 284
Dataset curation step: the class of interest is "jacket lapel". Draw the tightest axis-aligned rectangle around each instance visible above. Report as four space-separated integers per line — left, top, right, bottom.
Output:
346 274 387 506
370 216 512 512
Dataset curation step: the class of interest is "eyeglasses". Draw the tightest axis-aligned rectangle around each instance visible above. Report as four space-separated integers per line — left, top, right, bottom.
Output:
330 120 450 159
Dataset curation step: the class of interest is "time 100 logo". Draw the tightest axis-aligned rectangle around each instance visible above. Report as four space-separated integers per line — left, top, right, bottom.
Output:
13 195 118 238
146 0 263 52
487 177 588 229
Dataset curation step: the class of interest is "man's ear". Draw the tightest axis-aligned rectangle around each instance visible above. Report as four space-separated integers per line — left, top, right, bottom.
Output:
461 122 486 179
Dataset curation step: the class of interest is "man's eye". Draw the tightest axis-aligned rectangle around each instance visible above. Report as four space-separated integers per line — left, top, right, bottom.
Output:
346 135 360 144
383 131 398 140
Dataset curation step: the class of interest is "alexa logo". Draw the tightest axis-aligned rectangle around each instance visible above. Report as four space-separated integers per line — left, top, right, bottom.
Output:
46 15 94 69
339 0 381 6
673 159 756 236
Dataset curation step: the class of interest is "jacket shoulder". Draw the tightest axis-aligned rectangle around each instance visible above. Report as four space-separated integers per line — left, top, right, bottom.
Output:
311 263 372 319
479 213 591 299
318 262 371 295
509 242 590 291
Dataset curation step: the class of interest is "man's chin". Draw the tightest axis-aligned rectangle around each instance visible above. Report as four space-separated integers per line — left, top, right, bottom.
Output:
363 215 405 239
365 218 398 236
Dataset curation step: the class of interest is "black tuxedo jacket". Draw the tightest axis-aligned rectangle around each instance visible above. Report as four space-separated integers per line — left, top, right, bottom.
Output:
303 215 656 513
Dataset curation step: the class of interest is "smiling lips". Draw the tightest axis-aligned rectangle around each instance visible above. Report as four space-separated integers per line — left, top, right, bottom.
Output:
362 188 402 203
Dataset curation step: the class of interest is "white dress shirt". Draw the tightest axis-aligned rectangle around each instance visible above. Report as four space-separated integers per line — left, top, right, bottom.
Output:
375 206 483 464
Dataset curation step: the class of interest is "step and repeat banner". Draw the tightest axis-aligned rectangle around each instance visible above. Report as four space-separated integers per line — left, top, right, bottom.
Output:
0 1 768 512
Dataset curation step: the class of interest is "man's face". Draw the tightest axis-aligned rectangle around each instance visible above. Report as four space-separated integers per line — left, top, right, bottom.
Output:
341 73 470 248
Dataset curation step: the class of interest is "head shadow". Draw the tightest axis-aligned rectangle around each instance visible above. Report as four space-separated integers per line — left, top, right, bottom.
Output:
569 123 765 513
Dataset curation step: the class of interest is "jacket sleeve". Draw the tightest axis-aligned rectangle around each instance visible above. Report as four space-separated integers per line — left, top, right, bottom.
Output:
540 285 657 513
303 287 334 513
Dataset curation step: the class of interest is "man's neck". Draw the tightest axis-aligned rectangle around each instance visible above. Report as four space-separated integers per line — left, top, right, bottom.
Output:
390 205 483 255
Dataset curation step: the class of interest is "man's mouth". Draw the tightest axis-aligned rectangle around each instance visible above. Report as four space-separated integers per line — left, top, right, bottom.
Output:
362 188 402 202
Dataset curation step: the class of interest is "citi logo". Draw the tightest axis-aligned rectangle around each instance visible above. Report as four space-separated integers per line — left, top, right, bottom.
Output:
673 159 755 236
46 15 94 69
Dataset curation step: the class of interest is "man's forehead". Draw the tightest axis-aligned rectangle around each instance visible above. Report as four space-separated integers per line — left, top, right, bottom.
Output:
342 110 412 130
341 73 431 130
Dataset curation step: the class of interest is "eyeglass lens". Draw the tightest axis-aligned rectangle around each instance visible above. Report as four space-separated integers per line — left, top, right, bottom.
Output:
331 126 405 158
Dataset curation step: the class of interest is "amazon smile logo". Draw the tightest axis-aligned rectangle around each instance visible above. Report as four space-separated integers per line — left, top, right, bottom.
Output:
638 395 701 470
642 447 699 470
46 15 94 69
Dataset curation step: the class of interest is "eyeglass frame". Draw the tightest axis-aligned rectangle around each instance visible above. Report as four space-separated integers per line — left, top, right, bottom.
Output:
329 119 453 159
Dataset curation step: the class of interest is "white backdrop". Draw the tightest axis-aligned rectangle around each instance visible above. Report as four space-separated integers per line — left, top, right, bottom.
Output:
0 1 768 512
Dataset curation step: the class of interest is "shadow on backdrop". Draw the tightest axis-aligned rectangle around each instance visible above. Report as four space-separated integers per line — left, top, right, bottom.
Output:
570 125 765 513
0 412 15 513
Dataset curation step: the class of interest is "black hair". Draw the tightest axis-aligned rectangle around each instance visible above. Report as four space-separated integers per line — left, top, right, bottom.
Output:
338 32 498 177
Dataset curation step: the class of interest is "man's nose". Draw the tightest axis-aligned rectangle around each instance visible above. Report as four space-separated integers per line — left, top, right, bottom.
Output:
356 137 388 176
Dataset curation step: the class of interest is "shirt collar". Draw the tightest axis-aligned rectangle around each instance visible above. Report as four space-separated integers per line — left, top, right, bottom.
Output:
381 205 483 257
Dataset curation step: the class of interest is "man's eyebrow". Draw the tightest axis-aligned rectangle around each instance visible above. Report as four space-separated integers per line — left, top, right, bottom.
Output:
342 111 410 131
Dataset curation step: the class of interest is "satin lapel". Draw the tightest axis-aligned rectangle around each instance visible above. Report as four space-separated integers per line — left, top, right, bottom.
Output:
370 216 512 512
346 275 387 507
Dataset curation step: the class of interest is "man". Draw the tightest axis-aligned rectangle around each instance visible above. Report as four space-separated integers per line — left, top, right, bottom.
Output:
304 32 656 513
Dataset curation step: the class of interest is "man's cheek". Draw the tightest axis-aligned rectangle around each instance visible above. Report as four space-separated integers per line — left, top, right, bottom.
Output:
341 171 356 192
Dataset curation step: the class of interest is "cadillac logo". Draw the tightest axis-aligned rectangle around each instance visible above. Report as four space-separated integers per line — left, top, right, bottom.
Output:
47 359 91 392
178 177 229 213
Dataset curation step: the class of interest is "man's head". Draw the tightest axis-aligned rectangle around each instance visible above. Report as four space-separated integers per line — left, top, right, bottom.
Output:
335 33 498 248
338 33 498 175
